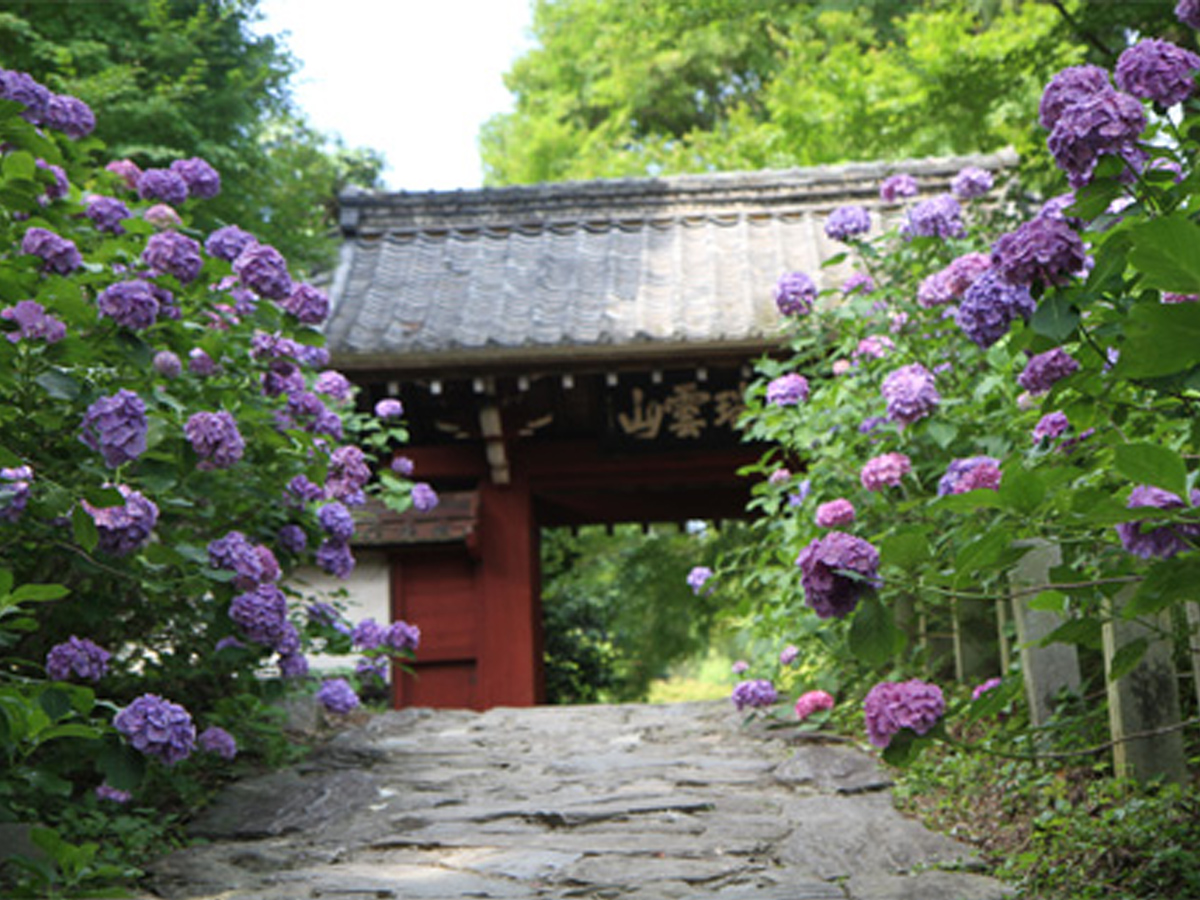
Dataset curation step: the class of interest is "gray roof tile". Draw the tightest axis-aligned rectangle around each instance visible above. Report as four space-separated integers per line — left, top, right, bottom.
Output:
326 151 1017 369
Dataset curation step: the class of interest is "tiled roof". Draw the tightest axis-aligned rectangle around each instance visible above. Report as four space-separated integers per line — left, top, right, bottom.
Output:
326 150 1017 371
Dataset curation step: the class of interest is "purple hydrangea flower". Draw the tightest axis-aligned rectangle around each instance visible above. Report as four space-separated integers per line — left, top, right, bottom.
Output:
278 523 307 554
106 159 141 189
918 252 991 308
774 271 817 316
205 225 257 262
955 269 1036 348
1047 87 1146 188
815 498 855 528
972 677 1003 701
80 390 147 468
863 679 945 749
879 173 919 202
36 159 69 203
842 271 876 295
214 636 245 652
391 456 415 476
83 486 158 555
43 93 95 139
860 452 911 491
731 679 778 711
185 411 245 469
1180 0 1200 29
900 195 965 240
208 531 274 585
732 660 749 674
97 281 159 330
85 195 131 234
318 501 355 541
170 157 221 199
352 618 385 651
357 656 389 682
937 456 1002 496
384 620 420 653
0 465 32 522
795 689 835 721
1116 485 1200 559
317 538 355 578
95 784 132 803
375 398 404 419
412 482 439 512
281 283 330 325
188 348 217 376
1017 348 1079 394
143 204 183 228
317 678 360 715
326 445 371 502
779 645 799 666
881 363 939 427
153 350 182 378
1032 411 1070 444
824 205 871 242
142 230 203 284
229 584 290 648
46 636 110 682
0 70 51 121
114 694 196 766
1040 65 1112 130
853 335 894 361
22 227 81 274
687 565 713 596
279 652 310 679
262 361 305 397
197 726 237 760
1115 38 1200 108
766 373 809 407
992 217 1087 289
795 531 881 619
2 300 66 344
950 166 994 200
137 168 188 205
287 475 325 506
314 371 353 404
234 244 292 300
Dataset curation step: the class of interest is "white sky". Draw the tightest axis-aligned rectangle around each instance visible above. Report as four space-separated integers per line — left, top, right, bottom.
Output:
254 0 536 191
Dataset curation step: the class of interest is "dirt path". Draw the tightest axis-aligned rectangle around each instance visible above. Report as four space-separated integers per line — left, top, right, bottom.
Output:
143 701 1012 899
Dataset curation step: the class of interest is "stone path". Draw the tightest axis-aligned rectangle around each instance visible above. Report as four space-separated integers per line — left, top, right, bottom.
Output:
143 701 1012 900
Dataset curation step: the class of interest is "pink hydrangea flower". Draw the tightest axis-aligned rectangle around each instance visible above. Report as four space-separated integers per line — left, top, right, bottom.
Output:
860 452 911 491
814 498 855 528
794 690 835 722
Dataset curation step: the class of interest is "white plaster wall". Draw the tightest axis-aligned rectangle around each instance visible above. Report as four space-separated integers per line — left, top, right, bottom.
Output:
288 549 391 672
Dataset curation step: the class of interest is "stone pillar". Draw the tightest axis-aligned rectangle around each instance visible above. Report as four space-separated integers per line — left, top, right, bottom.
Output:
1186 602 1200 713
1009 540 1081 727
1104 586 1186 784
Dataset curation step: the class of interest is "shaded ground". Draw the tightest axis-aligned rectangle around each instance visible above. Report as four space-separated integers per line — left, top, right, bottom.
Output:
142 701 1012 899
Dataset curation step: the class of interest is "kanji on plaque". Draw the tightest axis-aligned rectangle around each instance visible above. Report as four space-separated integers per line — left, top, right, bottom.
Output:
617 388 665 439
663 382 711 438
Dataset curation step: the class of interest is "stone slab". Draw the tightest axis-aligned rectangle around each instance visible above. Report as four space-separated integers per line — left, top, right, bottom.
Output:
773 743 894 794
845 870 1015 900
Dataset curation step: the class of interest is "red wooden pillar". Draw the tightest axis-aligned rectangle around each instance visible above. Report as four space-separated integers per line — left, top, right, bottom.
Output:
476 466 543 707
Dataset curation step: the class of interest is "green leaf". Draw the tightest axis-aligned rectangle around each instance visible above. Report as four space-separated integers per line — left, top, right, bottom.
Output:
1040 617 1103 650
1124 556 1200 618
1127 215 1200 293
1107 637 1149 682
0 569 12 596
924 420 957 449
33 368 81 401
8 583 68 603
955 527 1013 574
1 150 36 181
1027 590 1066 613
1113 442 1188 498
998 467 1045 516
72 504 99 553
1116 294 1200 378
1067 180 1122 221
848 591 905 665
1032 293 1080 341
38 687 74 721
879 529 931 572
98 742 145 793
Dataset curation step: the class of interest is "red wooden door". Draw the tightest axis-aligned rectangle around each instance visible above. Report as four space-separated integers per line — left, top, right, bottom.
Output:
391 546 482 709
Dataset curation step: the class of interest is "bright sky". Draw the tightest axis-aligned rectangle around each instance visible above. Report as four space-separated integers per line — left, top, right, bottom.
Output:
254 0 536 192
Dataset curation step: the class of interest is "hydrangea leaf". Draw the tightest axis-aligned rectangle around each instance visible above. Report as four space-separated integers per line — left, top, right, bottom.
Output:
1123 556 1200 618
1115 299 1200 378
1127 215 1200 293
1031 293 1079 342
1106 637 1149 683
848 591 904 665
1113 442 1188 499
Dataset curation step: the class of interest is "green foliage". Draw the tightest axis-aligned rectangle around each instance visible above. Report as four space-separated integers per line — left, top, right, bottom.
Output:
0 0 384 274
540 523 738 702
482 0 1141 189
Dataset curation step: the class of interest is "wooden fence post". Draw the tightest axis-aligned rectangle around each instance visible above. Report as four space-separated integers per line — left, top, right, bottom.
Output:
1009 540 1081 728
954 596 999 683
1104 586 1187 783
1186 602 1200 713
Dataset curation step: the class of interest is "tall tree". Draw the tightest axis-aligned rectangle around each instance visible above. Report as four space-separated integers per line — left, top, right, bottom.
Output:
481 0 1184 189
0 0 383 273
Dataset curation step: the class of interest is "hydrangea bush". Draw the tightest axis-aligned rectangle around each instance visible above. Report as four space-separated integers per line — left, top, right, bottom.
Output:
0 70 426 883
716 8 1200 764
